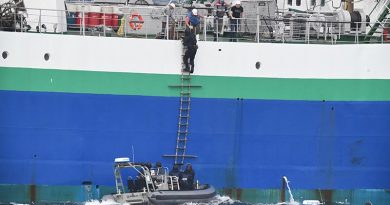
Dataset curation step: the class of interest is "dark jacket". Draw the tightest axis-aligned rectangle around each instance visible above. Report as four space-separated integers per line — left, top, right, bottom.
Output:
183 30 198 50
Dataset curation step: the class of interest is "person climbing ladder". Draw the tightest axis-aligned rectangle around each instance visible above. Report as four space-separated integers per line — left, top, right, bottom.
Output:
182 28 198 74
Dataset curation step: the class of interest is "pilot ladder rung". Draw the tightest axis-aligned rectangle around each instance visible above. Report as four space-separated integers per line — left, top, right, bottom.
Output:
177 131 189 134
163 154 198 158
169 85 202 88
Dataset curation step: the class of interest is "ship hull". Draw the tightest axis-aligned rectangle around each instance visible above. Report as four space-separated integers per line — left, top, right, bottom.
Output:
0 32 389 204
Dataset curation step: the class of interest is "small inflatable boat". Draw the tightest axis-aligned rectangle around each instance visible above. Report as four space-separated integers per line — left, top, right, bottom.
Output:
101 158 217 205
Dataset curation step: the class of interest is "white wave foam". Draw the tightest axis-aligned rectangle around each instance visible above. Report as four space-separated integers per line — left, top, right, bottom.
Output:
182 194 237 205
84 199 120 205
84 194 303 205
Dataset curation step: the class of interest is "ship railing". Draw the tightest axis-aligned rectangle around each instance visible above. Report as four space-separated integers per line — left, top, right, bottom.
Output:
1 6 389 44
201 16 390 44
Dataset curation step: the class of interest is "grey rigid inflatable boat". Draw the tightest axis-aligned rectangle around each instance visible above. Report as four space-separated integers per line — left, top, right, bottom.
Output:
101 158 217 204
148 184 216 204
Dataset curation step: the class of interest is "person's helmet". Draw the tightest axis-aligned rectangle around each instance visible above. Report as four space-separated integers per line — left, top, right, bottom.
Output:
192 9 198 15
186 163 192 171
156 161 162 167
146 162 152 169
169 3 176 9
173 164 179 171
236 0 241 5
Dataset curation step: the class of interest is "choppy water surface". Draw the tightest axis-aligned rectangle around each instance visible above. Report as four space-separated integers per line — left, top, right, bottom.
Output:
84 195 283 205
4 194 357 205
83 195 328 205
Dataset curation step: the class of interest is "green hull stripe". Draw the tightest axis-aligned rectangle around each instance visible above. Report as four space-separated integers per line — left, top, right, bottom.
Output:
1 67 390 101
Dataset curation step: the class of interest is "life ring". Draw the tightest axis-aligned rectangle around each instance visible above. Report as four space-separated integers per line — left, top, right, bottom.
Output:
129 13 144 30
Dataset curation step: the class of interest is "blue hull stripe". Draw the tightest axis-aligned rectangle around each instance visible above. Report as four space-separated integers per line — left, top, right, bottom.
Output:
0 90 389 189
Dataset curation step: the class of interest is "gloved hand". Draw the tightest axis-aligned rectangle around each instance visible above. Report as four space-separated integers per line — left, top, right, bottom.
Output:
189 25 193 30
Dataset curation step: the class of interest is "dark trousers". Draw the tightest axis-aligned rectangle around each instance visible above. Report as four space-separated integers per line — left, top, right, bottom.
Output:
230 19 240 42
183 48 197 73
213 17 224 41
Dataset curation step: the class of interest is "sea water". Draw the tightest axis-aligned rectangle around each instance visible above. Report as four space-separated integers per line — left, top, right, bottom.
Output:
83 195 299 205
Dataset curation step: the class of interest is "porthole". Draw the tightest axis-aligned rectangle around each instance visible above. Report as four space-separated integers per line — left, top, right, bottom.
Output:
2 51 8 59
44 53 50 61
255 61 261 69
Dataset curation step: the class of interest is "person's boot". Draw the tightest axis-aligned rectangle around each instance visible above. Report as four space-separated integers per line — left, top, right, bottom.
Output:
182 66 190 72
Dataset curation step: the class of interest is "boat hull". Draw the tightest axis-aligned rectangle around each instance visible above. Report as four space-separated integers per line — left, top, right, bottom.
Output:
148 185 216 204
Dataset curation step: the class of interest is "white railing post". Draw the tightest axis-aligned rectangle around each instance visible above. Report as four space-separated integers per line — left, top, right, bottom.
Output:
61 8 64 34
330 23 334 44
290 20 293 40
203 16 207 41
124 13 128 37
381 25 384 44
357 22 360 44
306 20 310 44
20 13 23 32
166 15 169 40
324 22 327 41
256 13 260 43
338 22 341 40
103 11 106 37
39 9 42 33
82 6 85 36
236 18 239 42
216 18 219 41
145 15 148 39
13 9 17 32
79 9 82 35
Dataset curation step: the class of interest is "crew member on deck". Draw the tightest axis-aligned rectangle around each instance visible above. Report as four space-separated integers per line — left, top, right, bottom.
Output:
213 0 229 41
185 9 200 34
163 3 177 39
230 1 243 42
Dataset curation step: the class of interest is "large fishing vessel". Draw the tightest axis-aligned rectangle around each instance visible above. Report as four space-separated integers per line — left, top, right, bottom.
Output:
0 0 389 204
